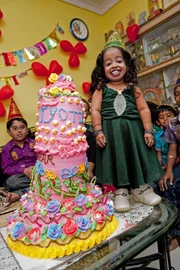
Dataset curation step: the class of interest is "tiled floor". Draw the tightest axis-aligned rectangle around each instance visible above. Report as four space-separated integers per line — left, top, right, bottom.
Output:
135 242 179 270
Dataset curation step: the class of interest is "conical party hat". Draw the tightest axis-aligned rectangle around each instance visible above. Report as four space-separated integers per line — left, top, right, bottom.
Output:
104 31 126 50
8 98 23 120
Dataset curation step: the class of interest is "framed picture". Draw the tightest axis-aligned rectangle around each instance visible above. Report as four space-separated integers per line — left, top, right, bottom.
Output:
163 0 178 9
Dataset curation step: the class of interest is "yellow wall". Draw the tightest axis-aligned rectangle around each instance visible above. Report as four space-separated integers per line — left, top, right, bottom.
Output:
0 0 161 146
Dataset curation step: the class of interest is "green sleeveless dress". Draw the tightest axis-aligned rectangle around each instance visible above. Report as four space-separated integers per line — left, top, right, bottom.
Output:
95 86 163 188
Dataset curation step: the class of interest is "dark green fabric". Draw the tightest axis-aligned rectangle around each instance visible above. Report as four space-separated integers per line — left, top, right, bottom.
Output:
95 86 163 188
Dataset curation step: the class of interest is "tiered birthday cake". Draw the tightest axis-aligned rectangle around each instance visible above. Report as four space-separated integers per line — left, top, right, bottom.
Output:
6 73 118 259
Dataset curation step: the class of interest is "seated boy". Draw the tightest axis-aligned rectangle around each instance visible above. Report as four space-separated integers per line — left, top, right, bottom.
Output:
1 118 37 203
154 104 177 170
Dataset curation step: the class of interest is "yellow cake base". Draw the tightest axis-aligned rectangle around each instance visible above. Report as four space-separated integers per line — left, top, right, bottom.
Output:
7 216 118 259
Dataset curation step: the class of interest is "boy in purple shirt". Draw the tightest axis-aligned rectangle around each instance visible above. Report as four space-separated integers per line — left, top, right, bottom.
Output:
1 118 37 202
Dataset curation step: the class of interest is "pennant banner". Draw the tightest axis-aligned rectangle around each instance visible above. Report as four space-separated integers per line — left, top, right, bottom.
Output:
0 25 64 67
0 68 31 87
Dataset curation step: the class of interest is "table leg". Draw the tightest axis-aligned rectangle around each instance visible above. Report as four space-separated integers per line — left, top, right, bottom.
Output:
157 234 172 270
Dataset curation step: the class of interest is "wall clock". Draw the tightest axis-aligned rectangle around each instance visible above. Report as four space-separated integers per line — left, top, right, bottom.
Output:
70 18 89 41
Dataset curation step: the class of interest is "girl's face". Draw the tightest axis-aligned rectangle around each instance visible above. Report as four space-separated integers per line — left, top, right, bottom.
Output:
157 110 175 128
174 86 180 106
103 47 127 83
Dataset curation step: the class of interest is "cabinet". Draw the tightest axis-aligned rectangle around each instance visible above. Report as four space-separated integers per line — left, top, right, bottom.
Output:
124 2 180 105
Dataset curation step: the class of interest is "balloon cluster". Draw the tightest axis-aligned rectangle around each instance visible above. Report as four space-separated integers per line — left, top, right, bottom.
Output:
0 86 14 117
60 40 87 68
0 9 3 36
31 60 63 85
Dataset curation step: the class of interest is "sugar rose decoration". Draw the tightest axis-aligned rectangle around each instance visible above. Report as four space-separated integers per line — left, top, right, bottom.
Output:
27 227 41 244
48 73 59 83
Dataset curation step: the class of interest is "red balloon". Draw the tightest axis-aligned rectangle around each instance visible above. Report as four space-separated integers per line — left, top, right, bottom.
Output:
82 82 91 94
49 60 63 75
0 86 14 100
60 40 74 52
0 10 3 20
74 42 87 54
69 52 80 68
126 24 140 43
0 102 6 117
31 62 49 77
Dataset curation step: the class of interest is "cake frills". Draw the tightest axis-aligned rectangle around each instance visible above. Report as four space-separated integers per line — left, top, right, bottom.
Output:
7 216 118 259
6 73 118 258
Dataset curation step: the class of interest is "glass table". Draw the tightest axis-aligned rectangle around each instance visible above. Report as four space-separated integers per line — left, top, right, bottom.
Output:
52 198 178 270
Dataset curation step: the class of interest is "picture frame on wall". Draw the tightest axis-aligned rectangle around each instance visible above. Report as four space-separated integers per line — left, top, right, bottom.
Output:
162 0 179 9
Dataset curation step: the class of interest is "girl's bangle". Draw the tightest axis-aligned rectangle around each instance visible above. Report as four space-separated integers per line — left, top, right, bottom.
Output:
94 130 103 137
93 123 102 128
144 129 154 135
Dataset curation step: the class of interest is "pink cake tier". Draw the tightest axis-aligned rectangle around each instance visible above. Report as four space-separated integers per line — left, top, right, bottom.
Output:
6 73 118 258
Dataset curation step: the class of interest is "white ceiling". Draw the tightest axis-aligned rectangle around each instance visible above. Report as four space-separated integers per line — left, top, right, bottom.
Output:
61 0 121 15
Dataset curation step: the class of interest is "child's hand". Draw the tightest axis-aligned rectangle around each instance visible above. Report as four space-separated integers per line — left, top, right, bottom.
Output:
144 134 154 147
159 171 174 191
24 166 34 179
96 133 106 148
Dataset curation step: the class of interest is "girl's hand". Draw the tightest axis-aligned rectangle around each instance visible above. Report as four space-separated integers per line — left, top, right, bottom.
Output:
96 133 106 148
144 134 154 147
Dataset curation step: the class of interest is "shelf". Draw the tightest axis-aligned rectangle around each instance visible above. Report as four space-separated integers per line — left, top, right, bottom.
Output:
123 2 180 44
137 55 180 78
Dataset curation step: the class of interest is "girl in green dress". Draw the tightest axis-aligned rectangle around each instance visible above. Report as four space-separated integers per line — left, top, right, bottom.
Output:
90 31 163 212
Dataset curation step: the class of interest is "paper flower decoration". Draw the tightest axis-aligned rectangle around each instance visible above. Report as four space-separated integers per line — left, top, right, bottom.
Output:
60 40 87 68
31 60 63 85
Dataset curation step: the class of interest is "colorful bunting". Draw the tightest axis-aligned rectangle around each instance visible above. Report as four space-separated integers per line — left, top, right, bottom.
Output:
0 26 63 67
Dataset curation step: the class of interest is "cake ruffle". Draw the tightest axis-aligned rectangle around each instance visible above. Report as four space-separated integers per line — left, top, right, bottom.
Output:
7 216 118 259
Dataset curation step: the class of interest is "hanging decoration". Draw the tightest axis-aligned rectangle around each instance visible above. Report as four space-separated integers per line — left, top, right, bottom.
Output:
82 82 91 94
0 26 63 66
31 60 63 85
60 40 87 68
126 11 140 43
0 85 14 117
0 68 31 87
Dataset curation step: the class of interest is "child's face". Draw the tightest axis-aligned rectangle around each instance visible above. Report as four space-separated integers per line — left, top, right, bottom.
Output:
8 120 28 142
174 86 180 107
157 110 175 128
103 47 127 83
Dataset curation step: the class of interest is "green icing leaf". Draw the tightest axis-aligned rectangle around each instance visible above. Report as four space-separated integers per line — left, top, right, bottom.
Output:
74 207 82 212
61 233 67 240
85 202 92 208
59 222 65 228
41 210 47 216
41 181 46 187
80 187 87 192
29 211 34 216
76 229 81 237
26 226 32 233
64 180 70 187
60 207 67 213
24 237 31 243
68 187 73 192
42 226 48 235
41 234 48 241
20 208 25 214
42 187 47 194
91 222 97 231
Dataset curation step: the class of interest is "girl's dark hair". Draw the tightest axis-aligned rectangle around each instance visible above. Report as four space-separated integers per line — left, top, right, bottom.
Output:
6 117 28 130
90 46 137 95
156 105 177 121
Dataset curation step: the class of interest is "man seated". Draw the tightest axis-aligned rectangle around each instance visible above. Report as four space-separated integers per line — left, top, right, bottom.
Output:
1 117 37 203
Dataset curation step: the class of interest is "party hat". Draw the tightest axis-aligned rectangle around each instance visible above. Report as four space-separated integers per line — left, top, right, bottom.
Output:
104 31 126 50
8 98 23 120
